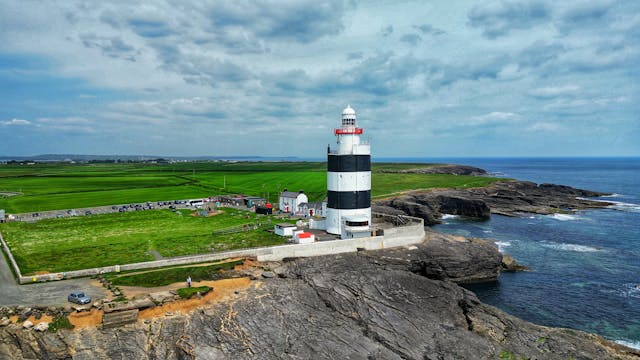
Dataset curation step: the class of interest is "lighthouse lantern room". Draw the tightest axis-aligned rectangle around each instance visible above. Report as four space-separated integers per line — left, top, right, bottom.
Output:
326 105 371 238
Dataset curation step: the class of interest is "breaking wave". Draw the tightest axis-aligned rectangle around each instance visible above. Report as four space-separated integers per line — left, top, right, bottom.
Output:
540 242 601 252
615 339 640 350
577 195 640 213
607 201 640 213
441 214 459 220
494 241 511 252
547 213 581 221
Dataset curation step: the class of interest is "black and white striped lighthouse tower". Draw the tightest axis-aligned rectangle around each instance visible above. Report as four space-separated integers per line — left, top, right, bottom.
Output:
326 105 371 237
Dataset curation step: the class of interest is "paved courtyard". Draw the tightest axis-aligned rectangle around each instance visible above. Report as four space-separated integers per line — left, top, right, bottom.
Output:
0 248 109 307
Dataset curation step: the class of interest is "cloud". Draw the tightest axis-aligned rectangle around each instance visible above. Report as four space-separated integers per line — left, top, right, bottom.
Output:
127 18 174 38
207 1 349 43
1 118 31 126
400 34 422 46
380 25 394 37
526 122 563 132
0 1 637 157
79 33 139 61
467 111 522 125
468 1 552 38
529 85 581 98
557 0 614 33
413 24 446 36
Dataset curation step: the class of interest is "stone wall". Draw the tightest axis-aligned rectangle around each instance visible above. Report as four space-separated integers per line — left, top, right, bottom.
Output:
0 232 22 280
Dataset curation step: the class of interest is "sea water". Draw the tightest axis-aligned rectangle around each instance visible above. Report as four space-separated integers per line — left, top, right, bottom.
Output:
392 157 640 349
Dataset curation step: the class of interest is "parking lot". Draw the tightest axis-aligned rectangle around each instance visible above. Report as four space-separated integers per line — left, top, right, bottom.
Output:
9 199 199 222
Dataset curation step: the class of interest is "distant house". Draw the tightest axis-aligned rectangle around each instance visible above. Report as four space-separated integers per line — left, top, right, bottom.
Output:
278 190 308 215
299 199 327 218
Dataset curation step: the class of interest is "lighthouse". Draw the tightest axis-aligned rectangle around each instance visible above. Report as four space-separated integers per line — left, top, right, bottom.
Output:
326 105 371 238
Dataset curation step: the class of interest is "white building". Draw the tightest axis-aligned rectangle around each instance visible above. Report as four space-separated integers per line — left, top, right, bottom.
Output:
293 231 315 244
278 190 308 215
326 105 371 238
274 223 298 236
298 198 327 218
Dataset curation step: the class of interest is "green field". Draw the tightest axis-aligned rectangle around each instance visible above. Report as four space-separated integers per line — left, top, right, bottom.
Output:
0 162 500 213
0 161 502 275
0 208 286 275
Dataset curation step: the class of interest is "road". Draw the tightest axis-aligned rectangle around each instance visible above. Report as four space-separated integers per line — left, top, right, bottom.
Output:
0 248 109 307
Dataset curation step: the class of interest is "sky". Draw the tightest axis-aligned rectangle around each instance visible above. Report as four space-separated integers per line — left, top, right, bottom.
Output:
0 0 638 158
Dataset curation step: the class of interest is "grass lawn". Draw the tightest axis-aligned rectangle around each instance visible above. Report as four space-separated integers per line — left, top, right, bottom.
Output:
0 208 286 275
177 286 211 299
0 161 500 213
106 259 244 287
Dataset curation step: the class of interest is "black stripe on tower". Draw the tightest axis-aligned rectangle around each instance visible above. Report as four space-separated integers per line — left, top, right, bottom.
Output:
327 155 371 172
327 190 371 209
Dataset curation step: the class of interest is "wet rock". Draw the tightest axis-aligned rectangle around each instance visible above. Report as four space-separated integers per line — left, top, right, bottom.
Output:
502 254 530 272
20 308 32 318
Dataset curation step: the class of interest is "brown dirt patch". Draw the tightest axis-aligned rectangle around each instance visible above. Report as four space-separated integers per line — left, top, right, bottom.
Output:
10 314 53 324
68 309 103 329
138 277 251 320
234 258 257 271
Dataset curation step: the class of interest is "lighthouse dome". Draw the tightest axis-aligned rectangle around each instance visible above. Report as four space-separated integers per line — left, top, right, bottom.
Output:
342 105 356 116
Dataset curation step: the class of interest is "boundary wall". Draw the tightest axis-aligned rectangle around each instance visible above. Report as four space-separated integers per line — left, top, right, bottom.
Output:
2 213 424 284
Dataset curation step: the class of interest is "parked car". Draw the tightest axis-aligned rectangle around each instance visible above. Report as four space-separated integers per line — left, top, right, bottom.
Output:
68 291 91 305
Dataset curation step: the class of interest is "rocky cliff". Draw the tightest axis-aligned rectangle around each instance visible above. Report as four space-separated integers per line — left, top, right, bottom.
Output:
375 180 612 225
1 232 637 360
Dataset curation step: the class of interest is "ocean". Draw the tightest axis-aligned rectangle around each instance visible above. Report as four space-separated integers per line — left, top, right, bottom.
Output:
406 157 640 349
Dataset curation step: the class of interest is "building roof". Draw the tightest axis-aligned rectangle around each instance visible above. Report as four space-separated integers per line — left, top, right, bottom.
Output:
276 223 297 228
280 191 302 198
342 105 356 116
300 201 323 210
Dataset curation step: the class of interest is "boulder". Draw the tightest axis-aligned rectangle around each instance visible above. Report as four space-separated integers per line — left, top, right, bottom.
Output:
22 320 33 329
261 271 276 279
0 318 10 327
34 322 49 332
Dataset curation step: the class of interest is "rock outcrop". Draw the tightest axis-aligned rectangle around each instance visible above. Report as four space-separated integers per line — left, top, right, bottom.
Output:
378 164 488 176
375 180 612 225
1 234 637 360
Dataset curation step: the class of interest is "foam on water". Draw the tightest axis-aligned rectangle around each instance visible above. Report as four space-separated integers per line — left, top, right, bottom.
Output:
540 242 601 253
494 241 511 252
547 213 581 221
607 201 640 213
615 339 640 350
441 214 459 220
